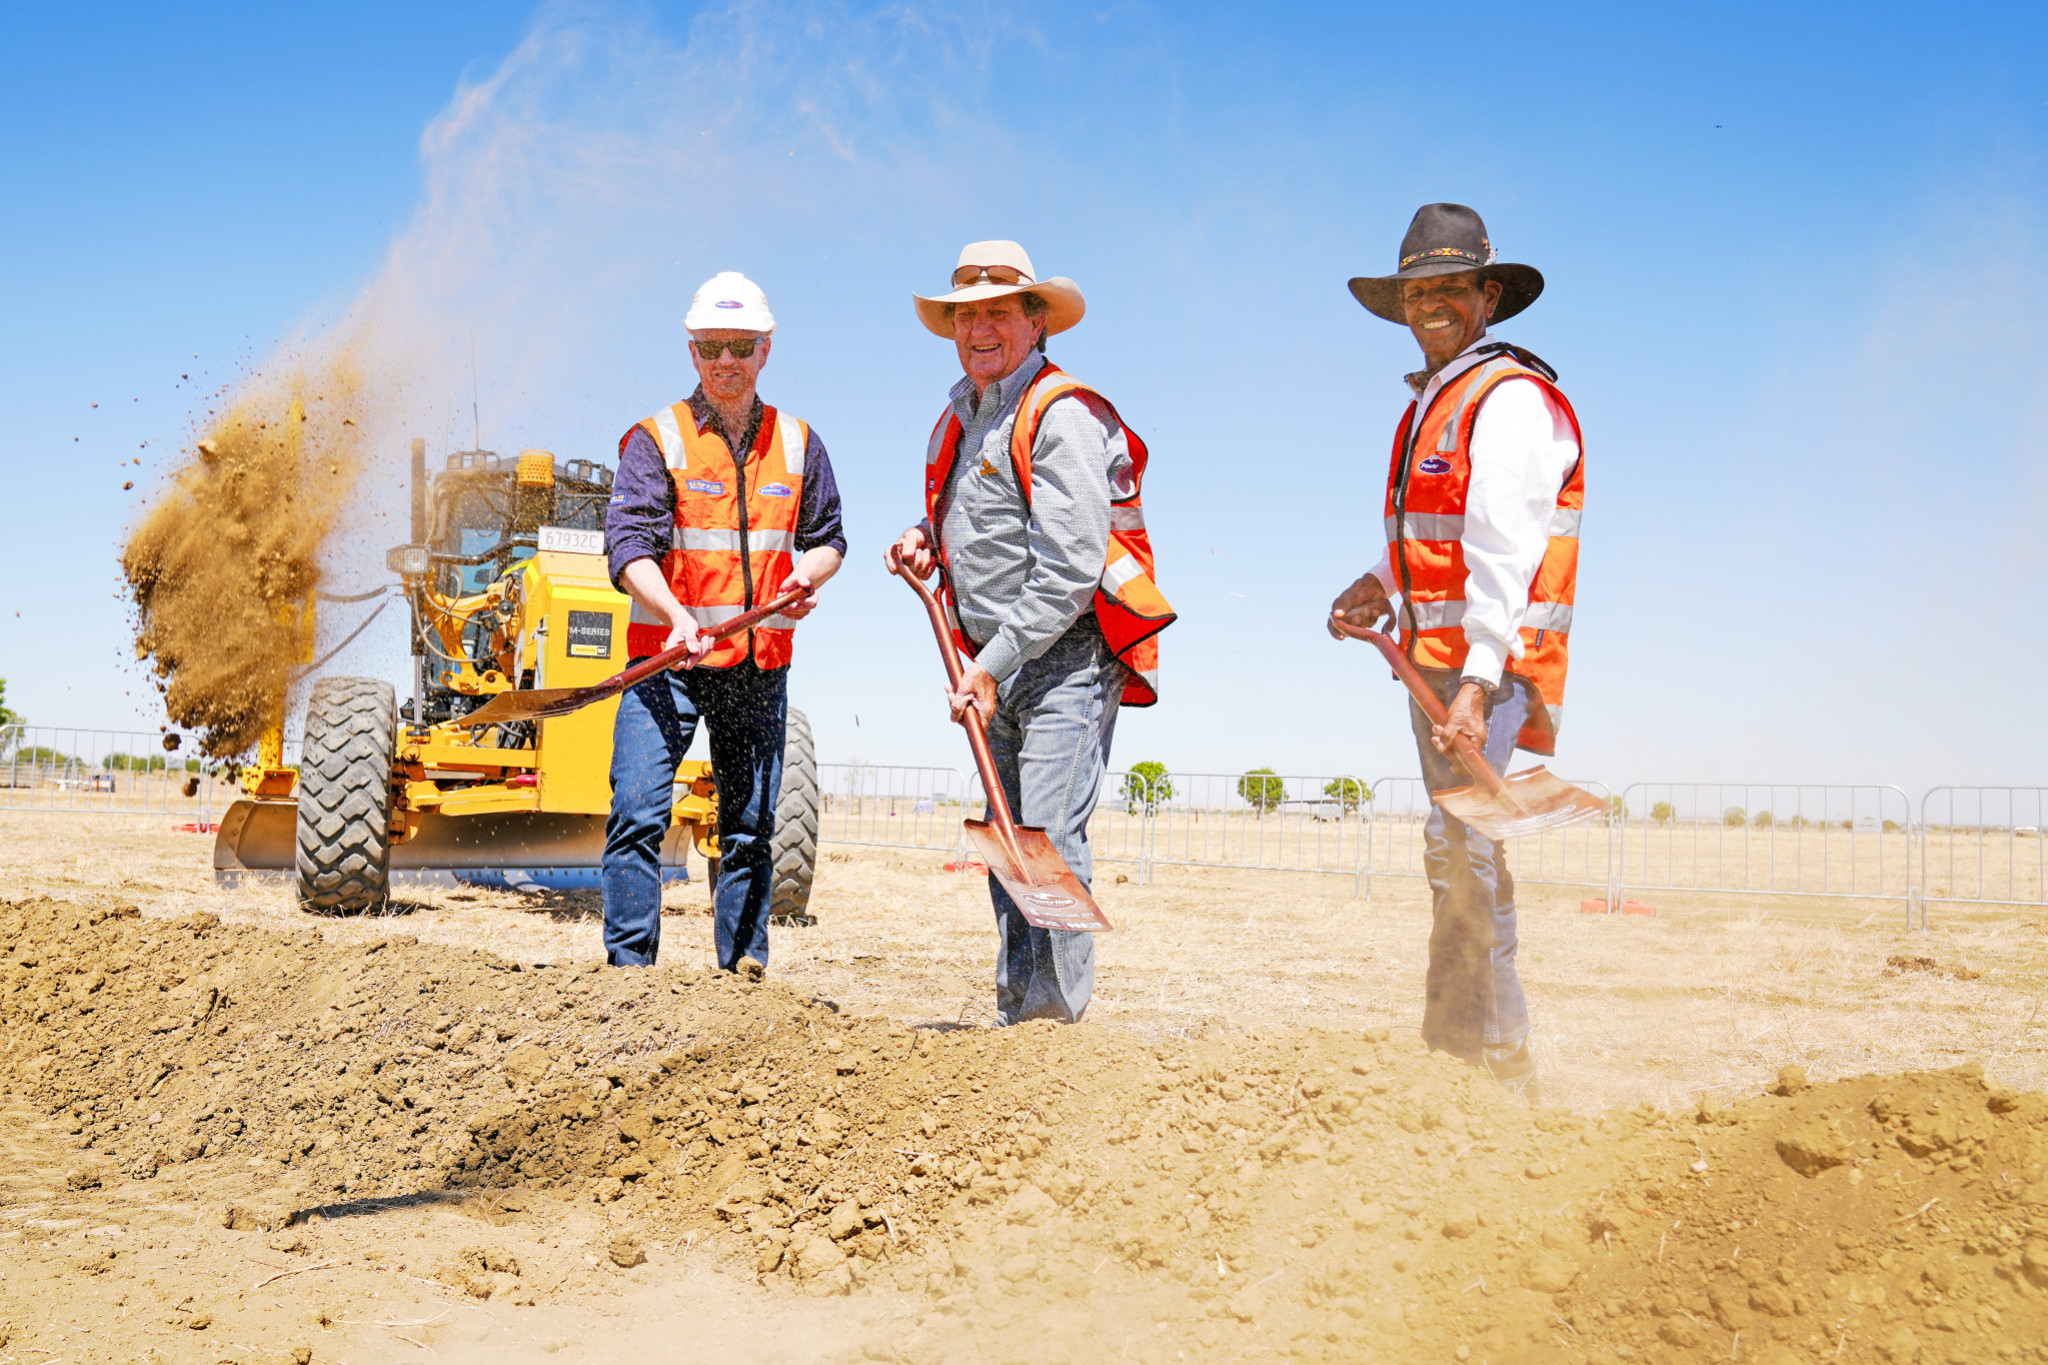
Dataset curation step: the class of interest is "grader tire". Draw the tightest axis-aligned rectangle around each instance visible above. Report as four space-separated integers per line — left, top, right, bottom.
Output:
295 677 396 915
770 706 820 925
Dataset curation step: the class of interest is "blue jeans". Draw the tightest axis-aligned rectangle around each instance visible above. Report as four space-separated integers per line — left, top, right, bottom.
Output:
1409 668 1534 1063
980 617 1122 1025
602 659 786 970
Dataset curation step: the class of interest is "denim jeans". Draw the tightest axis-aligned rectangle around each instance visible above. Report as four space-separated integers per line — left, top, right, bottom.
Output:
1408 668 1534 1063
601 659 787 970
979 616 1122 1025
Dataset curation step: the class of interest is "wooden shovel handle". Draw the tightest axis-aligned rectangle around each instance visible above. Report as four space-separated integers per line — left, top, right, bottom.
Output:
888 548 1029 869
612 586 809 690
1329 617 1510 801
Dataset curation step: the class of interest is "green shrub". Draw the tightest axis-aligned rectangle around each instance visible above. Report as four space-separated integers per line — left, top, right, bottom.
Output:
1121 761 1173 814
1238 768 1284 813
1322 777 1367 812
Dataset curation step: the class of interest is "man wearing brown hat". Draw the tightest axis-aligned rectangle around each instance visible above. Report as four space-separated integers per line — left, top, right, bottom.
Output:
888 241 1174 1025
1328 204 1584 1102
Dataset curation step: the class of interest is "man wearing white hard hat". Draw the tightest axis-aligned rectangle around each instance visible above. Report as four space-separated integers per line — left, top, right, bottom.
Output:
889 241 1175 1024
603 271 846 975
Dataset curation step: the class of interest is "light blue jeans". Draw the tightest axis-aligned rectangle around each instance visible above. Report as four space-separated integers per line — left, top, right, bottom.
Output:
979 616 1122 1025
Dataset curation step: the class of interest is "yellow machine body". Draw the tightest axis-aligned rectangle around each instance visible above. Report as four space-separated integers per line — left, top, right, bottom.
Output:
215 453 722 884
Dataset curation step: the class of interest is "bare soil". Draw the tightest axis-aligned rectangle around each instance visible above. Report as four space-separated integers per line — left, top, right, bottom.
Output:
3 814 2047 1363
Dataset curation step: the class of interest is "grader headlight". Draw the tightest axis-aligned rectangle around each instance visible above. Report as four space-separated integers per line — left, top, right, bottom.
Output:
385 544 432 579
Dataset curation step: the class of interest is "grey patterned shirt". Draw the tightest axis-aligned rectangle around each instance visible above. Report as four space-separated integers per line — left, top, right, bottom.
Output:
929 351 1133 684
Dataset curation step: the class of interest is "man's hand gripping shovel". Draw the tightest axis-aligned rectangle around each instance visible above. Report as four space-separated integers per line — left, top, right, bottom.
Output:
1330 616 1605 842
889 548 1112 933
457 587 810 728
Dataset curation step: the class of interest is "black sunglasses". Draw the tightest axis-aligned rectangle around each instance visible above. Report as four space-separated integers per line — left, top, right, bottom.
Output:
693 337 761 360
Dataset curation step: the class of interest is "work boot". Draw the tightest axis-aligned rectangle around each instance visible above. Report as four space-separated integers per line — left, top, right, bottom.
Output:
737 956 767 983
1483 1040 1541 1108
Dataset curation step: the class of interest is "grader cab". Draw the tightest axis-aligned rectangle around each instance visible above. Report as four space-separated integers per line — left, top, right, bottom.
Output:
212 441 820 920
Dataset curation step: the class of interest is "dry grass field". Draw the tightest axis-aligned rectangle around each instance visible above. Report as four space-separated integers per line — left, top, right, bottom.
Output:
4 809 2043 1115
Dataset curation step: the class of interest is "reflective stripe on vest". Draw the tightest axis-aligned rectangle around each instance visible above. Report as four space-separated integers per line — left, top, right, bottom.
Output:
625 401 809 667
923 363 1175 707
1385 354 1584 756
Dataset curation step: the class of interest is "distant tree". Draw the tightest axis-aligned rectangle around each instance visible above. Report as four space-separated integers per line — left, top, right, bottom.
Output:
1723 806 1747 827
1238 768 1284 814
1752 811 1774 828
1122 761 1173 815
1882 819 1902 833
1323 777 1368 812
0 678 20 732
1608 795 1627 820
1651 801 1675 826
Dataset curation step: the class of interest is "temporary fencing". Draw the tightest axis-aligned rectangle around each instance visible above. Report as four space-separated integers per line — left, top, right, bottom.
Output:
811 765 2001 925
1612 784 1915 918
1365 776 1617 903
1918 787 2046 917
1139 771 1370 889
0 725 230 823
10 727 2036 926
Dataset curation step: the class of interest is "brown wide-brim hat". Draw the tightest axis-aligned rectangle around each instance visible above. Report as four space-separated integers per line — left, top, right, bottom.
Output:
1348 203 1544 326
913 240 1086 339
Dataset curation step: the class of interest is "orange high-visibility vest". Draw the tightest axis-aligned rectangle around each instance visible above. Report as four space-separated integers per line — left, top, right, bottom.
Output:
1384 346 1584 755
625 400 809 669
925 363 1174 706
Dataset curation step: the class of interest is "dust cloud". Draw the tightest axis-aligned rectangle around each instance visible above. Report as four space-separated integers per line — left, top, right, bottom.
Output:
121 367 365 756
118 4 985 741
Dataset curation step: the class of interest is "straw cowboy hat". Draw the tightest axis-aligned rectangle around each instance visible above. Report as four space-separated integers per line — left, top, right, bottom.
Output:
914 240 1086 339
1348 203 1545 326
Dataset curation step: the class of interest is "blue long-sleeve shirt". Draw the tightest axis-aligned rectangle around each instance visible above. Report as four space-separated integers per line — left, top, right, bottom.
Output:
605 388 847 597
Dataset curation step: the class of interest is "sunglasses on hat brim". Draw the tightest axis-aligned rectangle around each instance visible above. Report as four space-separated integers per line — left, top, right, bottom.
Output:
950 264 1034 288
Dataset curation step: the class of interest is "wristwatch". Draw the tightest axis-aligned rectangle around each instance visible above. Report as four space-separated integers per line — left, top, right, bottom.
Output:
1457 676 1497 700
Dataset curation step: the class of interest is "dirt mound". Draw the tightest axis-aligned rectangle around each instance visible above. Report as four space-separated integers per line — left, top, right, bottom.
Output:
3 895 2046 1363
121 369 364 756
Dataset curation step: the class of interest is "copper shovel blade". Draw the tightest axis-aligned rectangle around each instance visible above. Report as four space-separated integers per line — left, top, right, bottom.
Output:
1431 765 1608 843
459 685 604 727
962 820 1114 932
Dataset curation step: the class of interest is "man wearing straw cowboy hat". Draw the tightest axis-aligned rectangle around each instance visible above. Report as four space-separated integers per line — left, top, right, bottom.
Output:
1327 204 1584 1102
888 241 1174 1025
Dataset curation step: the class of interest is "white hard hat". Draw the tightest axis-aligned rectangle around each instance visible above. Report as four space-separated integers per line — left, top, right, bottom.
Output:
684 271 775 333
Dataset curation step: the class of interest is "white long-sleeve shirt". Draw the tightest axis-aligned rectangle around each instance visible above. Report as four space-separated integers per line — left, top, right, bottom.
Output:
1366 332 1581 687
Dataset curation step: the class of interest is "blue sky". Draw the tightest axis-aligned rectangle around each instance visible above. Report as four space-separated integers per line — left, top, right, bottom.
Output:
4 1 2044 799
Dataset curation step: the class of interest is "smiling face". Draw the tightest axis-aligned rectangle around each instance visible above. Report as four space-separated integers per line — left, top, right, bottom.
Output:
951 296 1042 392
1401 273 1501 373
689 329 770 410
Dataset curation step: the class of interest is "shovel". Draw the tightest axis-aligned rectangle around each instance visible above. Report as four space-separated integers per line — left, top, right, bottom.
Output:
889 548 1113 933
459 586 810 727
1331 616 1605 842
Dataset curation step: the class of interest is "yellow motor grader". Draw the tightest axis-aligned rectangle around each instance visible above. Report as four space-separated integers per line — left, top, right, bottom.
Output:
213 441 819 918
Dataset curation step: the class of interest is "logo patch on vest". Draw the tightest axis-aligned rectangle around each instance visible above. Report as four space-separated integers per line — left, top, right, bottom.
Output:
1418 456 1453 475
685 478 725 496
760 482 793 497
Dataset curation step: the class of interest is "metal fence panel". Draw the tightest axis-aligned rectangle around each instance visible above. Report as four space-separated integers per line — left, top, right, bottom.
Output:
817 763 1151 874
1365 776 1617 901
0 725 228 822
1920 788 2047 910
1143 771 1370 890
1615 783 1913 910
818 764 977 855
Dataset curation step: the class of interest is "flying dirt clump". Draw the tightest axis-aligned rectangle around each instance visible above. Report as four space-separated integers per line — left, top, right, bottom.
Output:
121 368 364 756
